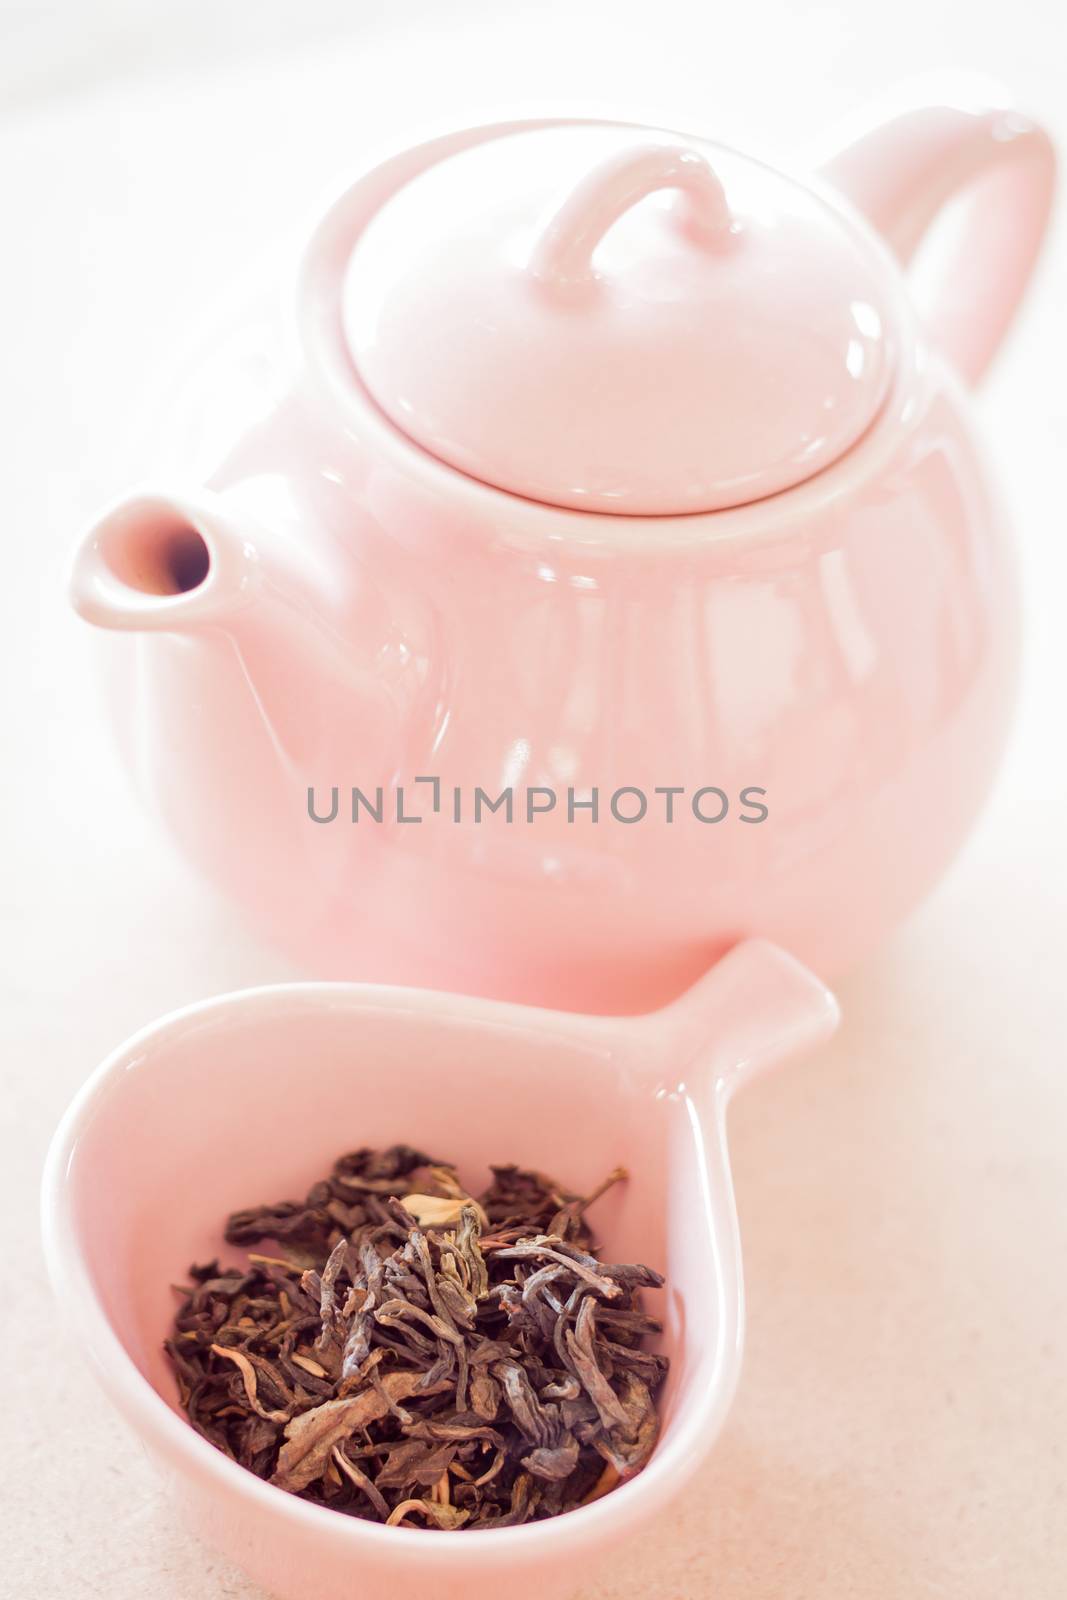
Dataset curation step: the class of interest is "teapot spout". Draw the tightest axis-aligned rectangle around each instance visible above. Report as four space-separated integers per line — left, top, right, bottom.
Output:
70 483 417 798
70 489 259 632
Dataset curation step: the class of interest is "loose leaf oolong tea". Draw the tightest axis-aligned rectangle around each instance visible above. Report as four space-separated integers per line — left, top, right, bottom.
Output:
166 1145 668 1528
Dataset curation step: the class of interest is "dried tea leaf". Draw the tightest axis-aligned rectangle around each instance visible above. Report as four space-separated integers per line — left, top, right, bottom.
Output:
401 1193 490 1230
468 1368 500 1421
167 1147 666 1530
209 1345 290 1424
564 1296 631 1431
290 1353 328 1379
273 1372 442 1492
581 1461 620 1505
522 1437 580 1481
332 1446 390 1519
595 1371 660 1477
376 1439 458 1489
492 1359 560 1447
386 1498 471 1529
493 1238 622 1300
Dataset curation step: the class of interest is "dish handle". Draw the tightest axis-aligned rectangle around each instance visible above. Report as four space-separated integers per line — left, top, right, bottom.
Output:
626 938 840 1099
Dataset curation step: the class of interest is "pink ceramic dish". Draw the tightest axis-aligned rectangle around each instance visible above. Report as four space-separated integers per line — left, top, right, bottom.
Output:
41 941 836 1600
68 81 1055 1014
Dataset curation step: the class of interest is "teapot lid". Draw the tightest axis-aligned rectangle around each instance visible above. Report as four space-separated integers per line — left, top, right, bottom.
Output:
341 124 896 516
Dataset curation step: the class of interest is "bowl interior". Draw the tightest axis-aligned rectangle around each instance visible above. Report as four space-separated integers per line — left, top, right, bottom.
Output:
55 985 736 1506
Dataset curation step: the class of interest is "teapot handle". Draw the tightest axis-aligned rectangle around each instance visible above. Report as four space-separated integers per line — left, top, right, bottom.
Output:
817 82 1055 385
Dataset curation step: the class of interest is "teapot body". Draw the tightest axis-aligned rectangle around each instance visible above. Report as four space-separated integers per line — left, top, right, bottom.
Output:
91 305 1017 1011
74 106 1046 1010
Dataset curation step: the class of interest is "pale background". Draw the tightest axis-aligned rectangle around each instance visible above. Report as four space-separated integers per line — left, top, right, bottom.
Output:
2 0 1066 1595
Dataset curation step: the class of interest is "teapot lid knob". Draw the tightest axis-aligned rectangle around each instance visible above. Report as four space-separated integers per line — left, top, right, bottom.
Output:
341 123 899 516
527 141 735 289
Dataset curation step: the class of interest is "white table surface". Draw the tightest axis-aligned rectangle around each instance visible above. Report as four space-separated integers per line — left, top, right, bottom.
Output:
2 1 1066 1594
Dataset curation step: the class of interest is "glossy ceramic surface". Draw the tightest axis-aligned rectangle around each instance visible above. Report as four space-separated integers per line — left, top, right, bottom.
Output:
69 82 1054 1013
41 940 838 1600
343 124 896 512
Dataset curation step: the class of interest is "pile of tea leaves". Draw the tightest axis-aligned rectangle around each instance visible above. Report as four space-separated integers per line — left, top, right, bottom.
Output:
166 1145 667 1528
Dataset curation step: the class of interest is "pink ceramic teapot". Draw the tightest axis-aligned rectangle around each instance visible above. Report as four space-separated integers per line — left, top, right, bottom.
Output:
70 83 1054 1012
